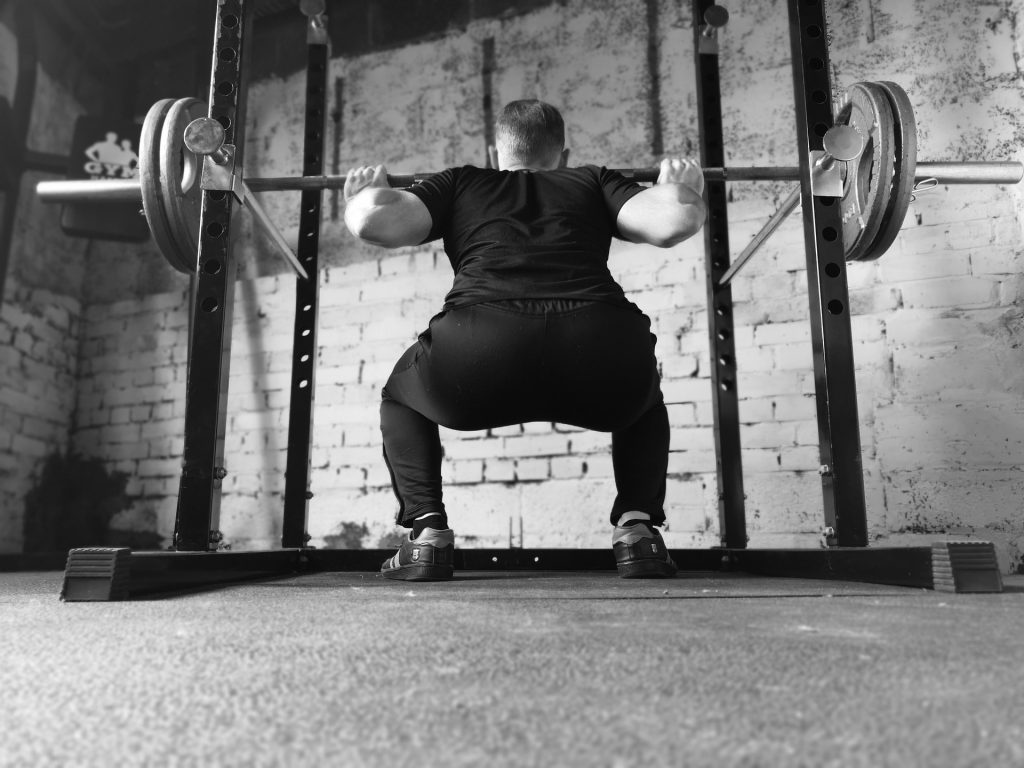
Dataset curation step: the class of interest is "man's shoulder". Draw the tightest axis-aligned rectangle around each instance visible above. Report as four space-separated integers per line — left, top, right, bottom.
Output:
562 164 602 176
450 165 496 175
554 165 631 190
439 165 499 184
560 165 627 184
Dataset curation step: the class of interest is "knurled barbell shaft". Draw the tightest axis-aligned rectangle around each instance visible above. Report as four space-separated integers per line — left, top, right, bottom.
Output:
35 161 1024 204
256 162 1024 189
254 167 799 189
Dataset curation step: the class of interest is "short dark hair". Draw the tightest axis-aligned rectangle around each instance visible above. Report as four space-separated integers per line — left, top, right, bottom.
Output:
495 99 565 166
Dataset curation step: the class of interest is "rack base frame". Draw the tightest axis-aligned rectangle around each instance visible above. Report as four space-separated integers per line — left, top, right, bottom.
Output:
56 541 1002 601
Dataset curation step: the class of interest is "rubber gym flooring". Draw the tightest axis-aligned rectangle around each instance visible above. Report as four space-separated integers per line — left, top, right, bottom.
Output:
2 568 1023 768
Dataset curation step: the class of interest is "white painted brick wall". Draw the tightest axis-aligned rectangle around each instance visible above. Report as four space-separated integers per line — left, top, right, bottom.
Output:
0 285 82 552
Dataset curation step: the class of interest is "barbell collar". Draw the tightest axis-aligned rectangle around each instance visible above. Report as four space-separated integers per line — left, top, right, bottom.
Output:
702 5 730 33
820 124 864 165
299 0 327 15
184 117 230 165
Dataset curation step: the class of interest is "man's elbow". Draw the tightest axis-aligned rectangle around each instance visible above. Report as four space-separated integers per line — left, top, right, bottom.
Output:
655 205 706 248
344 189 427 248
344 200 392 246
344 212 370 242
344 195 372 239
348 219 401 248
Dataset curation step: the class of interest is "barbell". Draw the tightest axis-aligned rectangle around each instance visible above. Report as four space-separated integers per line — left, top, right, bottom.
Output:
35 82 1023 277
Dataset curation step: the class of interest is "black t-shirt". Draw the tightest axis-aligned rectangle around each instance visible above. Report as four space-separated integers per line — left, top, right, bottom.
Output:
406 165 645 309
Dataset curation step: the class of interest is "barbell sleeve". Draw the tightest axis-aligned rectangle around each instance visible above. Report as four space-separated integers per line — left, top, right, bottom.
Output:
36 161 1024 204
913 161 1024 185
36 178 143 203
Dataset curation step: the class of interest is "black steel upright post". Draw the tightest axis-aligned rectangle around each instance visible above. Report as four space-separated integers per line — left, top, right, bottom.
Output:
173 0 251 551
281 22 329 549
692 0 746 548
788 0 868 546
0 3 37 308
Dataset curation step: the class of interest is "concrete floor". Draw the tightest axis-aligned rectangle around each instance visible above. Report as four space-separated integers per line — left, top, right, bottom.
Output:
2 569 1023 768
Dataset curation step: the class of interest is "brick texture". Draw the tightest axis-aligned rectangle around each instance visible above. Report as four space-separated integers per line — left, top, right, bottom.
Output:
0 284 82 552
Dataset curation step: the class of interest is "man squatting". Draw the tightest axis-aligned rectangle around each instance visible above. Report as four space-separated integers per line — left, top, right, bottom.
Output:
343 99 706 581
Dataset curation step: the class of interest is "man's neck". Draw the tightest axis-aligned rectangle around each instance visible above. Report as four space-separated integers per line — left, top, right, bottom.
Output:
499 156 560 172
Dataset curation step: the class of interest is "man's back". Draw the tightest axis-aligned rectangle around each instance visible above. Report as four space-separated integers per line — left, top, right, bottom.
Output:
408 165 643 309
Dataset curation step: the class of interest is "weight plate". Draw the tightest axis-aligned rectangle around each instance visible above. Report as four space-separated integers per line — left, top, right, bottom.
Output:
159 97 206 274
839 82 895 262
860 81 917 262
139 99 184 273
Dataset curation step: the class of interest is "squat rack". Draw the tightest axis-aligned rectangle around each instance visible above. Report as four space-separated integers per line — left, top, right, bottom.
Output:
60 0 1002 600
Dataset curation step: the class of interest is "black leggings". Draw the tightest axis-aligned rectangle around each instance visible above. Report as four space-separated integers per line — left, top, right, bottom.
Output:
380 299 669 528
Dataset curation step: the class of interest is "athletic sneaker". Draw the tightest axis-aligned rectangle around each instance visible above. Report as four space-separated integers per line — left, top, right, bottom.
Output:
381 528 455 581
612 521 678 578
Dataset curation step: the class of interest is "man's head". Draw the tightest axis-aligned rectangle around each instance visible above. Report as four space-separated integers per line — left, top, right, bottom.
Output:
491 99 570 171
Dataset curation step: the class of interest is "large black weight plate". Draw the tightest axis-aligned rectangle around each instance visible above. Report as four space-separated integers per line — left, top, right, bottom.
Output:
839 82 895 262
159 98 206 274
860 81 917 262
139 99 184 272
